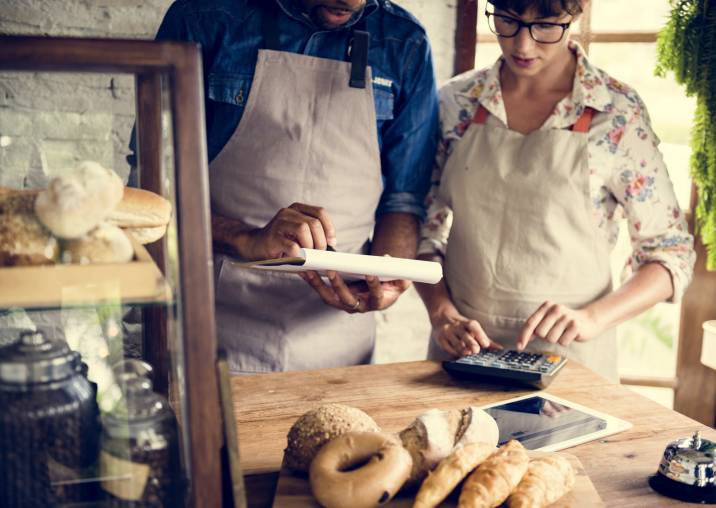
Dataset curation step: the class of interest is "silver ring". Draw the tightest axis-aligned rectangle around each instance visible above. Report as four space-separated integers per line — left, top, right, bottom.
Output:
350 299 361 311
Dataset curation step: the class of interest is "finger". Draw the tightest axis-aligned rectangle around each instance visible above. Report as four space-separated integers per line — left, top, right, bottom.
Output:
272 235 302 259
558 321 580 347
517 301 551 350
534 304 563 340
302 271 341 307
278 216 315 250
288 203 337 247
545 315 569 344
365 276 384 310
465 320 491 350
327 271 360 308
437 327 462 358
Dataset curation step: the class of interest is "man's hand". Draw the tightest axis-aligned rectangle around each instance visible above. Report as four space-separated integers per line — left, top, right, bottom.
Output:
300 272 411 314
516 301 602 351
240 203 336 261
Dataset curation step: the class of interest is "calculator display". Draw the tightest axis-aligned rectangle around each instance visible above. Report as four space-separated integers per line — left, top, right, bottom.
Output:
484 396 608 450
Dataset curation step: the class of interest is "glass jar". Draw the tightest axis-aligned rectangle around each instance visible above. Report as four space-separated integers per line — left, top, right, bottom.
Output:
0 330 101 507
100 359 185 507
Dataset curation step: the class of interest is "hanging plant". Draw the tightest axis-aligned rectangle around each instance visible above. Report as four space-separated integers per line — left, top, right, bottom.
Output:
656 0 716 269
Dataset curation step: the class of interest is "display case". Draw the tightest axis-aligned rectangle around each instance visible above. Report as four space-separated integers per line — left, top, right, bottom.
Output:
0 36 225 507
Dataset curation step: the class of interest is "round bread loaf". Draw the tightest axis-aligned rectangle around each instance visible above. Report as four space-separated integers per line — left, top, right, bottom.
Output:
35 160 123 239
0 193 59 266
285 404 381 472
108 187 172 228
61 223 134 265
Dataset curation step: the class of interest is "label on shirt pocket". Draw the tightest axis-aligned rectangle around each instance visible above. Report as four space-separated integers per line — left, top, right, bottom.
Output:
373 86 395 121
208 73 253 107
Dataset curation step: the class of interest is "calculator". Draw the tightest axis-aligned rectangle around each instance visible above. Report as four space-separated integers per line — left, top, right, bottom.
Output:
442 349 568 389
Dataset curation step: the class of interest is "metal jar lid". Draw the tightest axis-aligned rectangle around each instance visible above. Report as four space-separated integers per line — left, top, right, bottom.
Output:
0 330 81 385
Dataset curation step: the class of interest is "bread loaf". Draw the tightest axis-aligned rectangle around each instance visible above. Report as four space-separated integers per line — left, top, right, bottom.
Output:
285 404 381 473
108 187 172 228
399 407 499 488
0 193 58 266
35 161 123 239
61 224 134 265
122 224 168 245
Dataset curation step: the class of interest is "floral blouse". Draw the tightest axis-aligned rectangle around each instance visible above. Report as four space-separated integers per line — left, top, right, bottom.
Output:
418 42 695 302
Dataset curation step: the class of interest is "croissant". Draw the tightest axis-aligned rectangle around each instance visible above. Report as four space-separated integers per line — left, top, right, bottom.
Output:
413 441 495 508
458 440 529 508
507 454 575 508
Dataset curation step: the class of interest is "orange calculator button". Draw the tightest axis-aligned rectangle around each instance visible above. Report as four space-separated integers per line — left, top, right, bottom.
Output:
546 355 562 363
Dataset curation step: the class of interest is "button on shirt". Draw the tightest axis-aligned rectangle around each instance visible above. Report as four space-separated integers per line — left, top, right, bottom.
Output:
151 0 439 218
419 42 695 301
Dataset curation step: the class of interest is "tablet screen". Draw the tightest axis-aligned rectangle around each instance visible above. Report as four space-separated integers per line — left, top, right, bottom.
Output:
484 395 608 450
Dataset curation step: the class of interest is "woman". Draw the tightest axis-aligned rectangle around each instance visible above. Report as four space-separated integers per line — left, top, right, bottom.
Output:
416 0 695 381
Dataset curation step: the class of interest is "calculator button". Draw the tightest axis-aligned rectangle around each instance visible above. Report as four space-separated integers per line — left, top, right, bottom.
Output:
546 355 562 363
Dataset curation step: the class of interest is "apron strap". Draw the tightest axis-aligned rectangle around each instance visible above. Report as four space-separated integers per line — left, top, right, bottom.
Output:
571 107 596 133
472 104 597 132
260 1 281 51
260 4 370 88
349 18 370 89
472 104 489 124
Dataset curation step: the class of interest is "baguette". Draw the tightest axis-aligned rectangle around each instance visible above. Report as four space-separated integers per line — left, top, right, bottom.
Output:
458 440 529 508
507 454 575 508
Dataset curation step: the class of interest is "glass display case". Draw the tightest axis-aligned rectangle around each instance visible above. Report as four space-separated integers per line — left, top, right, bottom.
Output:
0 36 225 507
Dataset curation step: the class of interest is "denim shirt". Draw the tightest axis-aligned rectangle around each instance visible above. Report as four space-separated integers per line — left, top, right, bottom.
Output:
135 0 438 218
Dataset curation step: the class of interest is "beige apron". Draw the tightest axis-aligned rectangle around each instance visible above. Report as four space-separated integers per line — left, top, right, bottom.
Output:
429 104 619 382
210 28 383 372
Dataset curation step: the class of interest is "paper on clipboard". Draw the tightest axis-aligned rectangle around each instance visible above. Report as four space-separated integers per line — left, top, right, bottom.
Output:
237 248 443 284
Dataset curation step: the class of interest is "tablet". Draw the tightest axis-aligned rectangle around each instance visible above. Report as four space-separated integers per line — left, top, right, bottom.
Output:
479 392 632 452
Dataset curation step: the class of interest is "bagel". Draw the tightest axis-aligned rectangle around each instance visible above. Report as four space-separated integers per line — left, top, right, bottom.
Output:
285 404 380 472
309 431 412 508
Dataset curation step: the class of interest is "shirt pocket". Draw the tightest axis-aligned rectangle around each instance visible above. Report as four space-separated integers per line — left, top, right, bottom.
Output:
207 72 253 108
373 86 395 121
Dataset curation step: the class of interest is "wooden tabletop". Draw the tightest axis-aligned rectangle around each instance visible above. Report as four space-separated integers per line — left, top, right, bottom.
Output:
231 360 715 507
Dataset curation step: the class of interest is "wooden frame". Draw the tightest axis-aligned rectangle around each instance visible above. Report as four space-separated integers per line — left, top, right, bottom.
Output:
0 36 224 507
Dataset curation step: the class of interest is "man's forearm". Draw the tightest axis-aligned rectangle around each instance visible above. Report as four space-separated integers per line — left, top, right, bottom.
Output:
371 212 419 259
211 213 255 258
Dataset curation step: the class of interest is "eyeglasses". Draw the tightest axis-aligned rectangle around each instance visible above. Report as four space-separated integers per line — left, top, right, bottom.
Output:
485 11 572 44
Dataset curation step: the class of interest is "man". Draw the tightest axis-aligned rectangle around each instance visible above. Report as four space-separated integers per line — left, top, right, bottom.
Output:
153 0 438 372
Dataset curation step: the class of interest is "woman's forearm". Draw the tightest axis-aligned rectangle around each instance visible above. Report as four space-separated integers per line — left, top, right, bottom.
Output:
584 262 674 332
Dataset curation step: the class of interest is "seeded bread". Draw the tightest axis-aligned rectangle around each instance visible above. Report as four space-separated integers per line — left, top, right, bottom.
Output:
285 404 381 472
0 193 58 266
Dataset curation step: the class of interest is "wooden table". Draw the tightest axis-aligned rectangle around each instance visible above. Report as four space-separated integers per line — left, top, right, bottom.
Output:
231 360 715 507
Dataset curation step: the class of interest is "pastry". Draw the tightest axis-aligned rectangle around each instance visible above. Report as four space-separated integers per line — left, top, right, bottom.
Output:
458 440 529 508
414 441 495 508
61 224 134 264
35 160 123 239
0 193 58 266
507 454 575 508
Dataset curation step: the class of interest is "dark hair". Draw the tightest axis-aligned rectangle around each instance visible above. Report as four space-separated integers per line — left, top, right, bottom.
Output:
487 0 584 17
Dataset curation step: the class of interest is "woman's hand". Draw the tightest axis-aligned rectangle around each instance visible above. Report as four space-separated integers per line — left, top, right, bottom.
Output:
432 310 501 358
300 272 410 314
516 301 602 351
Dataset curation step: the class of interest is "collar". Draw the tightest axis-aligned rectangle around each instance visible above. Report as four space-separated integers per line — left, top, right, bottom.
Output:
470 40 613 128
276 0 379 30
